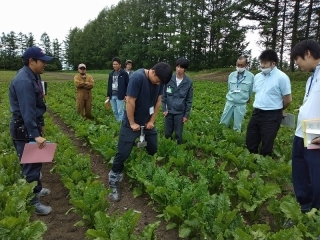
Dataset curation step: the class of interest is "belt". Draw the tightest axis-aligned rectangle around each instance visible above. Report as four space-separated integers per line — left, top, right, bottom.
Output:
254 108 282 113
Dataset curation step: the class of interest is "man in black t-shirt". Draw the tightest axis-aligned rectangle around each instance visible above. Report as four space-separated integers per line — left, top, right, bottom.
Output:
108 62 172 201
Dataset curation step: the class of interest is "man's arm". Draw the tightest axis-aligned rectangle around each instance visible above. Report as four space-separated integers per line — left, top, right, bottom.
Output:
84 75 94 89
248 74 254 96
282 94 292 109
247 74 255 103
146 95 162 129
184 83 193 119
126 96 140 131
162 85 168 115
74 75 85 88
227 72 234 91
106 74 112 98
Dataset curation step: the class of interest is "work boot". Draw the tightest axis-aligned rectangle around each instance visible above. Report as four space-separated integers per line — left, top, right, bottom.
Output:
34 202 52 215
109 186 121 202
31 195 52 216
38 188 51 197
108 170 123 201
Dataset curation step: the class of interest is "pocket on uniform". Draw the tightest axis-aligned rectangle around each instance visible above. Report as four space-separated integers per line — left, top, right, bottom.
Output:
240 82 250 92
178 89 189 98
14 124 29 141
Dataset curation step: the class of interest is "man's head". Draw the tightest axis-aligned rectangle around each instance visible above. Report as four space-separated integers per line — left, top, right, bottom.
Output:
112 57 121 71
236 56 248 73
125 60 133 70
78 63 86 75
176 58 189 77
22 46 53 74
148 62 172 85
291 39 320 71
259 49 278 74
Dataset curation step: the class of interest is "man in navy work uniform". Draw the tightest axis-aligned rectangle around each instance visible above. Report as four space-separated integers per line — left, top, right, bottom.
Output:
9 46 53 215
108 62 172 201
162 57 193 144
246 49 292 156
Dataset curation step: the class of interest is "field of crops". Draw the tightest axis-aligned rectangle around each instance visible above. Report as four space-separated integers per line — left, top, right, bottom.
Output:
1 69 320 239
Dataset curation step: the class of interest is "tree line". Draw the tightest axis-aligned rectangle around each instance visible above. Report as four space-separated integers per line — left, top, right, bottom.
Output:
0 32 63 71
1 0 319 71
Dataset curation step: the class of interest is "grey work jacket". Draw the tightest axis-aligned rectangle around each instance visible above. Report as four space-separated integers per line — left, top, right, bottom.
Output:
162 74 193 118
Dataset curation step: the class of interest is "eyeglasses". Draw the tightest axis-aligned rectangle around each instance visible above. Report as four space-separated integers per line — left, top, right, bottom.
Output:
79 67 86 70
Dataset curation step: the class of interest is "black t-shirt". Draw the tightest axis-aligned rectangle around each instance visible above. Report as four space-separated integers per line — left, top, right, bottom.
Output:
112 71 119 96
124 69 163 125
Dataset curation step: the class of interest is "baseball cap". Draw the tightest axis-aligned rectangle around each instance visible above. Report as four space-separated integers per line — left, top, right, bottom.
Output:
22 46 53 61
125 60 133 65
78 63 86 69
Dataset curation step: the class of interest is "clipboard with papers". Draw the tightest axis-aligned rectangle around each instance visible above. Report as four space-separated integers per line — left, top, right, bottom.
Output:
302 119 320 149
21 142 57 164
281 113 295 129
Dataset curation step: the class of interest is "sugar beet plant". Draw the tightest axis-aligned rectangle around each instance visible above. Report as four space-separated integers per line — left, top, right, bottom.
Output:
0 73 161 240
43 73 320 239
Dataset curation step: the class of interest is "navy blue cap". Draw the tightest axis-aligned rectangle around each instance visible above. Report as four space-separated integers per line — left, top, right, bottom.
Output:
22 46 53 61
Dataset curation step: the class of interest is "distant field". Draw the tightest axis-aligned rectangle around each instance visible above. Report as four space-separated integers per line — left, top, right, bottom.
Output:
0 68 310 82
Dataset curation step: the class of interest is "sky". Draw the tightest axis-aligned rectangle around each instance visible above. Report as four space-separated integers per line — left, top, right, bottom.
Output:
1 0 120 43
1 0 260 58
244 29 261 58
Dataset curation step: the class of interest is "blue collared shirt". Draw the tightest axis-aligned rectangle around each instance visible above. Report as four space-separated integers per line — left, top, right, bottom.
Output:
253 67 291 110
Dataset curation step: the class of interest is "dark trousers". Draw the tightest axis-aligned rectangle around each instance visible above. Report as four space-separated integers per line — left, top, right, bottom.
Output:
246 108 282 156
292 136 320 212
111 118 158 173
10 119 42 194
164 113 184 144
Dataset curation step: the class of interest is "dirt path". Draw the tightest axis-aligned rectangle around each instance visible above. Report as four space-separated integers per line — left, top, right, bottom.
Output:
45 110 179 239
30 161 87 239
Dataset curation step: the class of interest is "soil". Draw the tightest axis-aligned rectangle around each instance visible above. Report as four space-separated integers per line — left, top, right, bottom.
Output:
193 72 229 82
30 163 87 239
31 109 179 240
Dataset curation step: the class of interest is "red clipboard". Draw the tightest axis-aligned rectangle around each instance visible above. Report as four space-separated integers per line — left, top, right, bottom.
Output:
21 143 57 164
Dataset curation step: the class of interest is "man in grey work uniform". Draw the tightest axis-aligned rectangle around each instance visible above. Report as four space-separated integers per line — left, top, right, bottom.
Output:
162 57 193 144
9 46 53 215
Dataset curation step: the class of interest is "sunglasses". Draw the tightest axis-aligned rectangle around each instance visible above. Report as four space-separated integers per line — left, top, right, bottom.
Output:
79 67 86 70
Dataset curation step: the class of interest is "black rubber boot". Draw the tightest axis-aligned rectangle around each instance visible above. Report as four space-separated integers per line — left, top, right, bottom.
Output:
108 170 123 201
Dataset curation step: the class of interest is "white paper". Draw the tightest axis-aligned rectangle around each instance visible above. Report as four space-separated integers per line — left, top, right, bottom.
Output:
281 113 295 128
41 81 46 95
